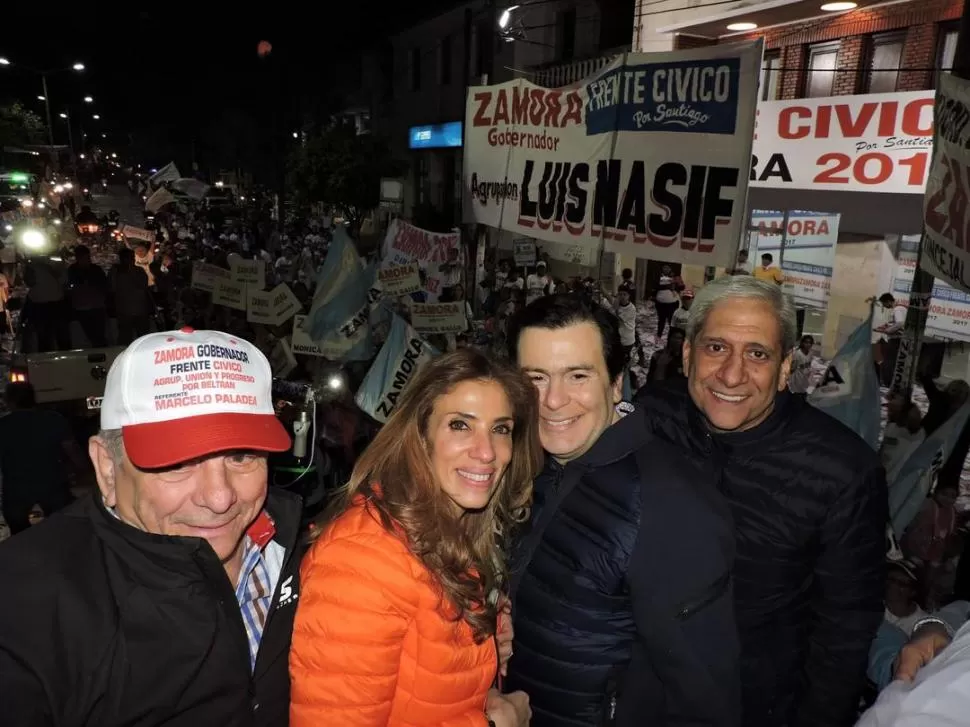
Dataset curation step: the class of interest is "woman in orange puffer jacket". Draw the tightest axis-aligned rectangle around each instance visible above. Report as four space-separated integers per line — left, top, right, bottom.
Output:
290 349 543 727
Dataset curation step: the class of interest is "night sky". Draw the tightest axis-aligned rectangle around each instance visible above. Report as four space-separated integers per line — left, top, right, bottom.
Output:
0 4 461 159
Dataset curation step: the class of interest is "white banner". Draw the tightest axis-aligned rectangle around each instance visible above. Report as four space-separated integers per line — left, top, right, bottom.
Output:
752 90 933 193
230 257 266 290
191 262 232 293
378 264 421 296
463 41 762 267
749 210 840 309
381 220 460 301
894 235 970 342
924 73 970 291
411 301 467 334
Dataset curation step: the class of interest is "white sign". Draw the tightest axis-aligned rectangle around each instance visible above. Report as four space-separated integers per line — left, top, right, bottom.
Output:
894 235 970 342
463 41 762 267
513 238 536 266
923 73 970 291
378 264 421 296
247 283 302 326
212 280 247 311
121 224 155 242
191 262 232 293
230 258 266 289
752 90 933 193
382 220 460 301
749 210 840 309
410 301 467 334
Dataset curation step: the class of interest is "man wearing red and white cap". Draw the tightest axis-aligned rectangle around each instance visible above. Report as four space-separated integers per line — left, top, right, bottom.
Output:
0 328 303 727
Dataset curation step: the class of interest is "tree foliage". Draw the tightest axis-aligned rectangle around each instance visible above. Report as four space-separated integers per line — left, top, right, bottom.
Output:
288 123 403 236
0 103 46 148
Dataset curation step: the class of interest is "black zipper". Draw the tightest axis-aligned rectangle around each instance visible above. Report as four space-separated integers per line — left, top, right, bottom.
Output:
675 571 731 620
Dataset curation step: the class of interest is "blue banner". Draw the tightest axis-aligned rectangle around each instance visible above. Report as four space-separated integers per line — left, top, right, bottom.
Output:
302 226 372 361
808 310 881 451
585 58 741 136
355 315 437 422
890 399 970 537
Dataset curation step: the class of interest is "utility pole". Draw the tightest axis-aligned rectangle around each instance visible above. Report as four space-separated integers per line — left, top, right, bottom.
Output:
40 74 54 148
890 1 970 397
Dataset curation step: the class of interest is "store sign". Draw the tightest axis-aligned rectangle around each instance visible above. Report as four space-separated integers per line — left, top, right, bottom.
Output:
752 91 934 194
749 210 840 309
894 235 970 342
463 41 762 268
409 122 463 149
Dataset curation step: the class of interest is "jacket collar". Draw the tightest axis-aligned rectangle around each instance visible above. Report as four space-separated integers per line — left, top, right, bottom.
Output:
637 379 794 453
84 488 303 589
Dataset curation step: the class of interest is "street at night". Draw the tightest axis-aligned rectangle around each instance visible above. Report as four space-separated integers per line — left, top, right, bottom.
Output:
3 2 970 726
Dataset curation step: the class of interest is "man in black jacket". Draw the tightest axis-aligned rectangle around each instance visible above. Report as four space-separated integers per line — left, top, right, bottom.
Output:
504 294 740 726
0 327 301 727
637 275 887 727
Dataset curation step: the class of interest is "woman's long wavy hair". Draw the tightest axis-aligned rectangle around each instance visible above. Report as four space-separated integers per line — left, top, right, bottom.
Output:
314 348 543 642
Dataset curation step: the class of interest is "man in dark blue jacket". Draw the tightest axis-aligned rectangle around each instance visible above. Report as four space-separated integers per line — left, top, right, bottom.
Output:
637 275 886 727
504 293 741 727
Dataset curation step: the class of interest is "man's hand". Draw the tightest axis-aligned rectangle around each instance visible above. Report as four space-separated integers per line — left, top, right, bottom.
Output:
894 622 951 682
496 599 514 677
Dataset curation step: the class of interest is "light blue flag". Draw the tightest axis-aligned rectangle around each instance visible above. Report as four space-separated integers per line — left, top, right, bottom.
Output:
303 225 369 340
808 309 881 451
355 315 437 422
890 398 970 537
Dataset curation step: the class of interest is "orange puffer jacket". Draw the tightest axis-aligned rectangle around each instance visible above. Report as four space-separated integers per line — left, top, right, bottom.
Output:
290 497 497 727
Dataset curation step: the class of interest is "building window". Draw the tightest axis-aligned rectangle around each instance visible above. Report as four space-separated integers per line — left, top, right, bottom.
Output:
937 23 958 86
807 41 839 98
865 32 904 93
560 7 577 62
409 48 422 92
438 35 452 85
760 52 781 101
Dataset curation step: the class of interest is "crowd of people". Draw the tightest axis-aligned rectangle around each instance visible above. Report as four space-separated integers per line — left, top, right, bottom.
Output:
2 176 970 726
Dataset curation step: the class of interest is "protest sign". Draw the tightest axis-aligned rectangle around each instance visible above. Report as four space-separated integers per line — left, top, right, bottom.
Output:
378 263 421 296
191 262 232 294
121 224 155 243
514 238 536 266
212 280 247 311
381 219 460 300
410 301 467 334
230 257 266 289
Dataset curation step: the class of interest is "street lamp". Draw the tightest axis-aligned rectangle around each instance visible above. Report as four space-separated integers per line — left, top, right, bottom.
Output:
0 59 85 150
92 114 100 120
59 112 67 119
83 95 93 103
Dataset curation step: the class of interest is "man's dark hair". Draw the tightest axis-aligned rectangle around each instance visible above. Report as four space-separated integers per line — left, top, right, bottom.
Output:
5 382 36 409
508 293 626 382
879 293 895 306
73 244 90 258
761 253 773 263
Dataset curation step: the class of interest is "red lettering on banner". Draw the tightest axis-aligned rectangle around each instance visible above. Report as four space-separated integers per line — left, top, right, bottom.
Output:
778 98 933 140
472 88 582 130
943 156 970 252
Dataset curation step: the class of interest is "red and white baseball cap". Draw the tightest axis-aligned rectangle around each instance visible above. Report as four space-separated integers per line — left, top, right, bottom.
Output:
101 328 291 469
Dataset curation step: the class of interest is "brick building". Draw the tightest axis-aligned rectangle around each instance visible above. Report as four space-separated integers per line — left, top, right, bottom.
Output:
639 0 961 99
